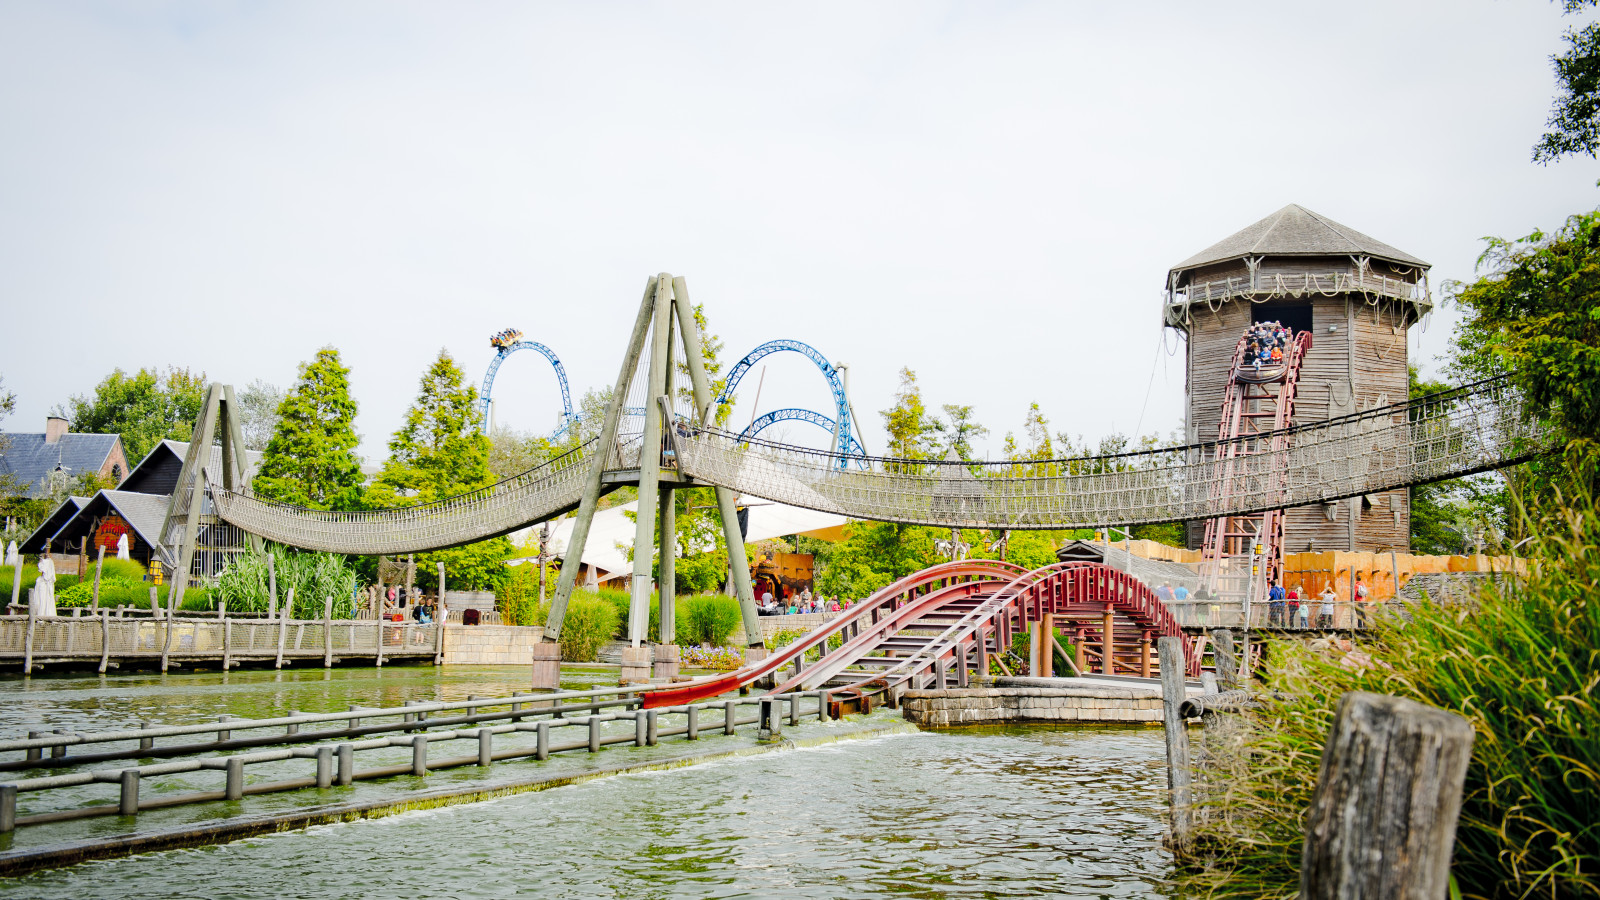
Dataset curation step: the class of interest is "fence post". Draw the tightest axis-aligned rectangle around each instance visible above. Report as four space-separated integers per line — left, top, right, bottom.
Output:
8 558 21 614
22 601 36 676
220 603 232 671
267 553 278 621
1157 636 1192 855
161 570 182 673
275 588 292 669
1211 628 1238 689
119 769 139 816
91 547 105 611
434 562 446 666
1300 691 1475 899
98 608 111 674
323 596 334 668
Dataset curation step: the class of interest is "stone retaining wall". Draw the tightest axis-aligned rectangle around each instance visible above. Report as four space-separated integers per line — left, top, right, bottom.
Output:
441 625 543 666
900 684 1165 728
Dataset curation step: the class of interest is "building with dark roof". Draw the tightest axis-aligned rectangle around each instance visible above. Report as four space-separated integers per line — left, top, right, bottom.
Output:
0 416 128 497
18 438 262 581
1165 204 1430 554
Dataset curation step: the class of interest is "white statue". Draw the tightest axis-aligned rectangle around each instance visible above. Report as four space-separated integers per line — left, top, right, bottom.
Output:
4 540 16 568
116 533 130 560
31 552 56 617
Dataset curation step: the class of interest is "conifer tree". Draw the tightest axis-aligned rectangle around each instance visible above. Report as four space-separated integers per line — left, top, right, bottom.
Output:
252 348 364 509
369 349 510 590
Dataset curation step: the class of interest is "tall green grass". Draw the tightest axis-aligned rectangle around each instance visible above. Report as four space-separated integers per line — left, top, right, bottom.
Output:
1178 490 1600 899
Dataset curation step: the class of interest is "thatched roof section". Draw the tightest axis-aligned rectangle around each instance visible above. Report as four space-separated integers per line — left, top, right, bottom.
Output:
1169 204 1429 276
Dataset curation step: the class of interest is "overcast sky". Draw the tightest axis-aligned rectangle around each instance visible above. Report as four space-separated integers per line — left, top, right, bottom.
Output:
3 1 1598 464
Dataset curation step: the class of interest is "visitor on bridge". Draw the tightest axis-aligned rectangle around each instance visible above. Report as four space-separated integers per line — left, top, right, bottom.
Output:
1354 577 1371 628
1267 580 1286 626
1318 584 1338 629
1286 584 1301 628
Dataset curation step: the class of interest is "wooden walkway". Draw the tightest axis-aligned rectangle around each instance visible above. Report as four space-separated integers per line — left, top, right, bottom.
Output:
0 612 441 672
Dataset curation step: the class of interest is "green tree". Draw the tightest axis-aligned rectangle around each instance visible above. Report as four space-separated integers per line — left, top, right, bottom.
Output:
64 367 207 463
938 403 988 461
237 379 283 452
1534 1 1600 162
881 367 944 465
369 349 511 590
252 349 364 510
677 303 735 427
1449 209 1600 489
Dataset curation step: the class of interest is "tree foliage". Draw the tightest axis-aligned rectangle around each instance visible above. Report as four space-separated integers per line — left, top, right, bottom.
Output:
1449 209 1600 489
236 379 283 452
1534 1 1600 162
369 349 510 590
65 366 206 464
252 348 364 510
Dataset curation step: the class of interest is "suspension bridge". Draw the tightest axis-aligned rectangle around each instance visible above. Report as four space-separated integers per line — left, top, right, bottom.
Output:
180 274 1551 689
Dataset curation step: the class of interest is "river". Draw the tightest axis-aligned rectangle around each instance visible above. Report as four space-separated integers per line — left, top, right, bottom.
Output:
0 666 1174 898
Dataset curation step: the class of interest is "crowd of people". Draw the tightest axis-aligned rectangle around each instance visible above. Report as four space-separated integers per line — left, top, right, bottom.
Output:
1244 320 1293 371
1153 575 1373 629
758 584 852 616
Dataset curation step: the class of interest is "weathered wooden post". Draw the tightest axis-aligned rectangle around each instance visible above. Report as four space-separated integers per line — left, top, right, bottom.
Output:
221 602 233 671
275 588 292 669
1157 635 1192 854
1211 628 1238 689
433 562 446 666
323 595 334 668
98 608 111 674
22 596 36 676
8 559 21 614
1101 604 1116 675
90 547 104 611
160 569 182 673
1300 692 1475 899
266 553 278 621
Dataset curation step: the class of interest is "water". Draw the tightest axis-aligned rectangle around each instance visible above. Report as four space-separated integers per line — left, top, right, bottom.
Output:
0 669 1175 898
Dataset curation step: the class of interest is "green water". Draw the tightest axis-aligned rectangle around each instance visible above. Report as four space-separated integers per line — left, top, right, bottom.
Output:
0 667 1175 897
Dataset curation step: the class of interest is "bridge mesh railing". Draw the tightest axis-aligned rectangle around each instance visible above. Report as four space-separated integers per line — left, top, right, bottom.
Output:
210 440 599 555
678 376 1551 530
207 377 1550 556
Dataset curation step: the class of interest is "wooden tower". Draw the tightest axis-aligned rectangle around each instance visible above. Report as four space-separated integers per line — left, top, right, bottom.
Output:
1165 205 1431 553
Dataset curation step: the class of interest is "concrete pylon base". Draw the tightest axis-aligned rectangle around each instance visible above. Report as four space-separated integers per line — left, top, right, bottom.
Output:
530 641 561 691
619 646 652 685
652 644 680 680
745 646 773 689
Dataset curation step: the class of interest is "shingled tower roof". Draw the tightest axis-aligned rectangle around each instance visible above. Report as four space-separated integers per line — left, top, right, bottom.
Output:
1170 204 1429 275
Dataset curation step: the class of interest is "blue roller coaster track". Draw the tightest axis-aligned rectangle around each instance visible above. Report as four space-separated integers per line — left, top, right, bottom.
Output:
718 339 866 468
479 341 577 437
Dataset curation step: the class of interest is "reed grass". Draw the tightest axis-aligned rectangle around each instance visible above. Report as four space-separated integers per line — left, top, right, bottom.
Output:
1176 490 1600 899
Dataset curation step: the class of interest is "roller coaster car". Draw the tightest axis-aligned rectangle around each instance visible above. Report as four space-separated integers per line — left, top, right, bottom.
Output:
1236 362 1289 384
490 330 524 351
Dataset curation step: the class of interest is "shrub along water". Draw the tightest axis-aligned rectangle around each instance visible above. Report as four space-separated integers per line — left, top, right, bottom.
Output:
1177 489 1600 900
214 545 359 618
558 592 619 662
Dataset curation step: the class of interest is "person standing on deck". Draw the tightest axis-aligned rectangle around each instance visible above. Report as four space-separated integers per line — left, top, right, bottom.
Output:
1318 583 1337 629
1354 577 1371 629
1267 580 1286 627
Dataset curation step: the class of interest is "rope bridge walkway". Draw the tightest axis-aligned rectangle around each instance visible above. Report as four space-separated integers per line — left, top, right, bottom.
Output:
209 376 1551 555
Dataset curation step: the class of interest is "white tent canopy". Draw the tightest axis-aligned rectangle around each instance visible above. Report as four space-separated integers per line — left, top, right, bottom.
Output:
510 500 848 583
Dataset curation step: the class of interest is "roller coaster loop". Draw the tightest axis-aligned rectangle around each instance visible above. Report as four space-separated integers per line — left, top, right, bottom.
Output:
740 408 866 464
479 341 576 437
718 339 864 468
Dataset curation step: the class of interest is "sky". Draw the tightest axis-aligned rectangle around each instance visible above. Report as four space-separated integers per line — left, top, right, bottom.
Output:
2 1 1598 464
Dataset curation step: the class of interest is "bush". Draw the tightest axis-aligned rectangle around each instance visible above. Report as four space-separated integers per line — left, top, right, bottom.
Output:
559 592 619 662
1178 488 1600 900
0 565 40 596
97 558 149 581
215 545 359 618
678 594 742 646
598 586 660 641
496 562 551 627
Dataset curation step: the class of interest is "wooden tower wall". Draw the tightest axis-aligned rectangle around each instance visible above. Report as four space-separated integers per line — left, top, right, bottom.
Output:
1182 288 1414 554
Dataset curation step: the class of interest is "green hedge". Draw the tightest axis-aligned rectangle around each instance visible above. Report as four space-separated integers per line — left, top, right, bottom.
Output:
559 593 618 662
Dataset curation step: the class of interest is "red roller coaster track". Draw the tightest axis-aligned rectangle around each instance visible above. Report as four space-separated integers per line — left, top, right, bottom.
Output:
642 559 1199 710
1198 329 1313 610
